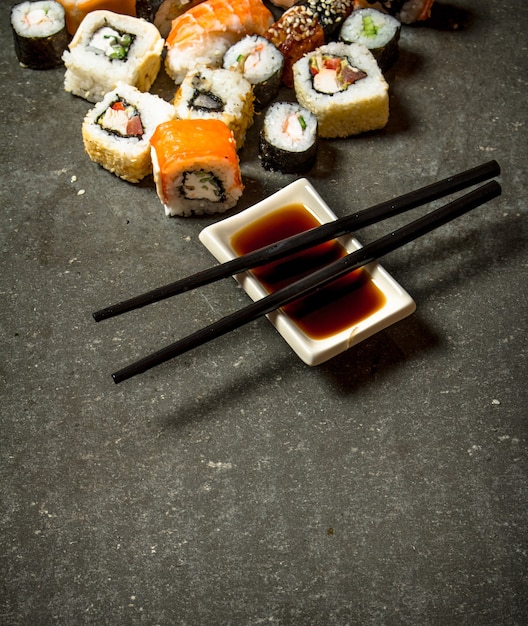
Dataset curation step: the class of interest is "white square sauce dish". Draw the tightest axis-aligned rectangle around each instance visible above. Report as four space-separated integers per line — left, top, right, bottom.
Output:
199 178 416 365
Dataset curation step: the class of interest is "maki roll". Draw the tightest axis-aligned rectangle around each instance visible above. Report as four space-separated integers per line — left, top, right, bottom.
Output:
82 82 175 182
293 41 389 138
150 119 244 217
259 102 318 174
339 8 400 71
11 1 70 69
223 35 284 110
63 9 164 102
173 67 255 149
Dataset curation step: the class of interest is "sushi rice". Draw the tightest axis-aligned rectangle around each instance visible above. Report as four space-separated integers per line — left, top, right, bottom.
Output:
339 8 401 70
150 119 244 217
173 67 255 149
259 101 318 173
11 0 70 69
223 35 284 109
63 9 164 102
293 41 389 138
82 81 176 182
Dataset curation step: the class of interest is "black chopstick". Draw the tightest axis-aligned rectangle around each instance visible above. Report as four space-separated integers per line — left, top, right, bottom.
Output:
93 160 500 322
111 179 501 384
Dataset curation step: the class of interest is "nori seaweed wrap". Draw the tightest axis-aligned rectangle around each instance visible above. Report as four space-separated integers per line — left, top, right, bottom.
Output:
11 0 70 69
339 7 401 71
259 101 318 174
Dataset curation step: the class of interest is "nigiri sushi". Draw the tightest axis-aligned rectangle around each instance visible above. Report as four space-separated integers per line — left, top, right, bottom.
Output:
150 119 243 216
352 0 434 24
135 0 207 37
164 0 274 84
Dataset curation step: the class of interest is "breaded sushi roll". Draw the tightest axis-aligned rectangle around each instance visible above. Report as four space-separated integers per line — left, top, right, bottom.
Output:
223 35 284 110
259 102 318 174
339 8 400 71
173 67 255 149
63 10 164 102
11 0 70 69
150 119 244 217
82 82 175 182
293 41 389 138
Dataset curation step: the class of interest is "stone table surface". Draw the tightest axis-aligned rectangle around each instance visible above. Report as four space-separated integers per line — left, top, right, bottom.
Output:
1 1 527 624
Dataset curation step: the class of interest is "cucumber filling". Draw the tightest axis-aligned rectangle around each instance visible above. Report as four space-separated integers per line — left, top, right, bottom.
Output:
362 15 380 37
181 170 225 202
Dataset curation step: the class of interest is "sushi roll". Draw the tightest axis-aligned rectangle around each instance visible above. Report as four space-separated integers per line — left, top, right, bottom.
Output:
150 119 244 217
62 9 164 102
223 35 284 110
259 102 318 174
293 41 389 138
135 0 207 37
263 0 354 87
56 0 136 35
339 8 401 71
11 1 70 69
164 0 274 85
82 82 175 182
352 0 434 24
173 67 255 149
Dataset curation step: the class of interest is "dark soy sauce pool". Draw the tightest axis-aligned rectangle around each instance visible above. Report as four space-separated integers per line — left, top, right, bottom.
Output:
230 203 387 340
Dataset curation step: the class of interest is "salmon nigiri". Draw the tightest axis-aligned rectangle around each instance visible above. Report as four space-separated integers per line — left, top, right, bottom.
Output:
164 0 274 84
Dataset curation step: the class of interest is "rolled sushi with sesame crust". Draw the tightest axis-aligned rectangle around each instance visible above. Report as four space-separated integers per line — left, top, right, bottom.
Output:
82 82 175 183
292 41 388 138
173 66 255 149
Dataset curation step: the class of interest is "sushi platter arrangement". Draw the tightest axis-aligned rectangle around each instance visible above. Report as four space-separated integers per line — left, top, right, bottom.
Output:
9 0 436 219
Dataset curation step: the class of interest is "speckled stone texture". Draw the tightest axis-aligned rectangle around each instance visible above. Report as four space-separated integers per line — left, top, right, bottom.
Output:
1 1 527 624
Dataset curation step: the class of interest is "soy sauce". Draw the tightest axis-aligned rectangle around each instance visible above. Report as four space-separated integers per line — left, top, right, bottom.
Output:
230 203 387 340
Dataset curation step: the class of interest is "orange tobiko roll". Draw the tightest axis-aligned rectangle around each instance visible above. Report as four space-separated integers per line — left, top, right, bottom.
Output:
150 119 244 216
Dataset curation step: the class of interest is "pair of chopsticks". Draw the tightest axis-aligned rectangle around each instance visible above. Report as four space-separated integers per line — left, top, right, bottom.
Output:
93 160 501 384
